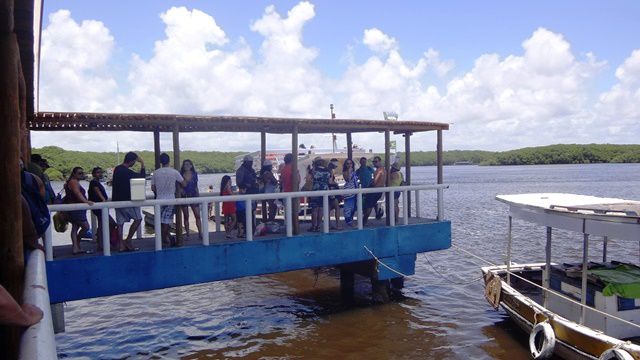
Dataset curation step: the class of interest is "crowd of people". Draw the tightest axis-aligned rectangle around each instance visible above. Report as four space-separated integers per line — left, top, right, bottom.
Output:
21 151 406 254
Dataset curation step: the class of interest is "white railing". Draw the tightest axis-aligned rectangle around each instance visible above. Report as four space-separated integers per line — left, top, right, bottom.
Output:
44 184 448 260
19 244 58 359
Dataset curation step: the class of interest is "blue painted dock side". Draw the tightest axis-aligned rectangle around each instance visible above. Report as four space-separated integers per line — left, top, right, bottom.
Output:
46 221 451 303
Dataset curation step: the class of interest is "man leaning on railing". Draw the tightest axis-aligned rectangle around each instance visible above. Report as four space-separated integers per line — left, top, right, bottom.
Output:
112 151 146 252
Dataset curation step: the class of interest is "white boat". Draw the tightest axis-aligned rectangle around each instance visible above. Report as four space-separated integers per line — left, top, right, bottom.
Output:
482 193 640 360
234 145 379 184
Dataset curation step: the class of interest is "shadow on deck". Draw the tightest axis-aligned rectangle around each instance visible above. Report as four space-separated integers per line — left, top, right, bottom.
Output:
47 218 451 303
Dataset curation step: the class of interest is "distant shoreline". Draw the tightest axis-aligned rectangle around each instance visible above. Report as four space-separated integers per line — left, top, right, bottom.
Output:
33 144 640 180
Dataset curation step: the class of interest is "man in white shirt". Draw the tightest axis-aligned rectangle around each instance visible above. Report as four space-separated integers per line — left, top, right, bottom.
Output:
151 153 185 246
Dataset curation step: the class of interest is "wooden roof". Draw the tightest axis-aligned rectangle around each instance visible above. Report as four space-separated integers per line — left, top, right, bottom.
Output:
31 112 449 134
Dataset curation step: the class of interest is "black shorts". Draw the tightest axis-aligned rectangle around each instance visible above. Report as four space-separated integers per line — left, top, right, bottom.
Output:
364 192 382 209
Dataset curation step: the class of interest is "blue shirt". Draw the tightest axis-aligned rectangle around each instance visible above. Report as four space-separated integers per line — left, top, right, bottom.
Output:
356 166 374 188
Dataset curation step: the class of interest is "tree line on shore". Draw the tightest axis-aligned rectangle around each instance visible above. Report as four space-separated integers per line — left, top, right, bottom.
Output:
397 144 640 166
35 144 640 180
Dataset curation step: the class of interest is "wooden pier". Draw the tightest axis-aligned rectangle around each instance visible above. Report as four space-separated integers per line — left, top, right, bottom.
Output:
47 216 450 303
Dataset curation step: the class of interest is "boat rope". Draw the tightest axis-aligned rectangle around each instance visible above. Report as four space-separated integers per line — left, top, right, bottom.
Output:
363 246 410 278
451 244 640 331
363 246 484 286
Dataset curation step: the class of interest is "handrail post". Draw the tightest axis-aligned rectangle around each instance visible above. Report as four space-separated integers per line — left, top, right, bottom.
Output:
506 215 512 285
201 200 209 245
389 190 395 227
90 212 97 242
245 199 253 241
323 195 329 233
415 190 421 218
153 204 162 251
580 232 589 324
101 208 111 256
136 216 143 240
357 192 363 230
214 202 221 232
44 222 53 261
437 187 444 221
285 196 292 237
402 190 408 225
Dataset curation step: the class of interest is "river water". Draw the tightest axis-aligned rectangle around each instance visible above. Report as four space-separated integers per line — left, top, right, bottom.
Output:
54 164 640 359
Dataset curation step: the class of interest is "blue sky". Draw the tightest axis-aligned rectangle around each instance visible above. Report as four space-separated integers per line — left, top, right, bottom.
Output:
35 1 640 151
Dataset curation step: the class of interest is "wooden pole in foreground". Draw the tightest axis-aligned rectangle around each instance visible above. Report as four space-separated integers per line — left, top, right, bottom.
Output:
436 130 443 184
153 129 160 170
261 131 267 222
291 125 299 235
0 0 26 355
15 0 33 160
404 132 411 217
173 125 183 245
384 130 391 226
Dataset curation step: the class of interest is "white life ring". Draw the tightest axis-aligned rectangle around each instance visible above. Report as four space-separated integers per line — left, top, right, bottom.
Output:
529 321 556 359
599 348 634 360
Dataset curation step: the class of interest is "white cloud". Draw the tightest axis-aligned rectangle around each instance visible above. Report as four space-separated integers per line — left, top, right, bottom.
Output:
594 49 640 142
363 28 397 53
39 9 120 112
33 5 639 154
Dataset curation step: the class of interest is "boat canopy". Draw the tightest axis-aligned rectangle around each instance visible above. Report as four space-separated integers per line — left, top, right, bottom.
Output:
497 193 640 241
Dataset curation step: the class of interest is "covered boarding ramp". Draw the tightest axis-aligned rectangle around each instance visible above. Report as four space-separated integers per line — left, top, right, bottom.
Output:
32 112 452 331
31 111 449 233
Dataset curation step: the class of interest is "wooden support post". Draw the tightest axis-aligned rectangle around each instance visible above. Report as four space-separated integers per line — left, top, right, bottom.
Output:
15 0 33 160
436 129 443 184
153 129 160 170
173 125 183 245
0 3 25 355
291 126 299 235
384 130 391 226
346 132 353 160
261 131 267 222
404 132 411 217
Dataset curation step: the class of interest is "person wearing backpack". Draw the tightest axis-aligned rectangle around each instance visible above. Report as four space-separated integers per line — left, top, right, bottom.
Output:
64 167 94 255
20 159 50 240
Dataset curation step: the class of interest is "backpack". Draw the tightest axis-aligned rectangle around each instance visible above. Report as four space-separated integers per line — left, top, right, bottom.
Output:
22 172 51 236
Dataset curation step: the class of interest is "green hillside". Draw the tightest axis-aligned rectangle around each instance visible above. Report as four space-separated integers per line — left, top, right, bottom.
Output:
33 144 640 180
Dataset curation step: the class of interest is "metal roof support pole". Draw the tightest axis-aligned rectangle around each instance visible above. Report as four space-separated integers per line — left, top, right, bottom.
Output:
602 236 608 263
384 130 391 226
404 132 411 217
260 131 267 222
346 132 353 160
153 129 160 170
544 226 552 308
291 125 299 235
506 215 512 285
173 125 183 245
580 233 589 325
436 129 443 184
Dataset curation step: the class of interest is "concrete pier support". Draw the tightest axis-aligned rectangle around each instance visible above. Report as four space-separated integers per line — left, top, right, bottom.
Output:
340 270 354 300
51 303 65 334
371 279 390 304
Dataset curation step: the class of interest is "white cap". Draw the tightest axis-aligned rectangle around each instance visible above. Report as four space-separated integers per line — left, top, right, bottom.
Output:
243 154 253 162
